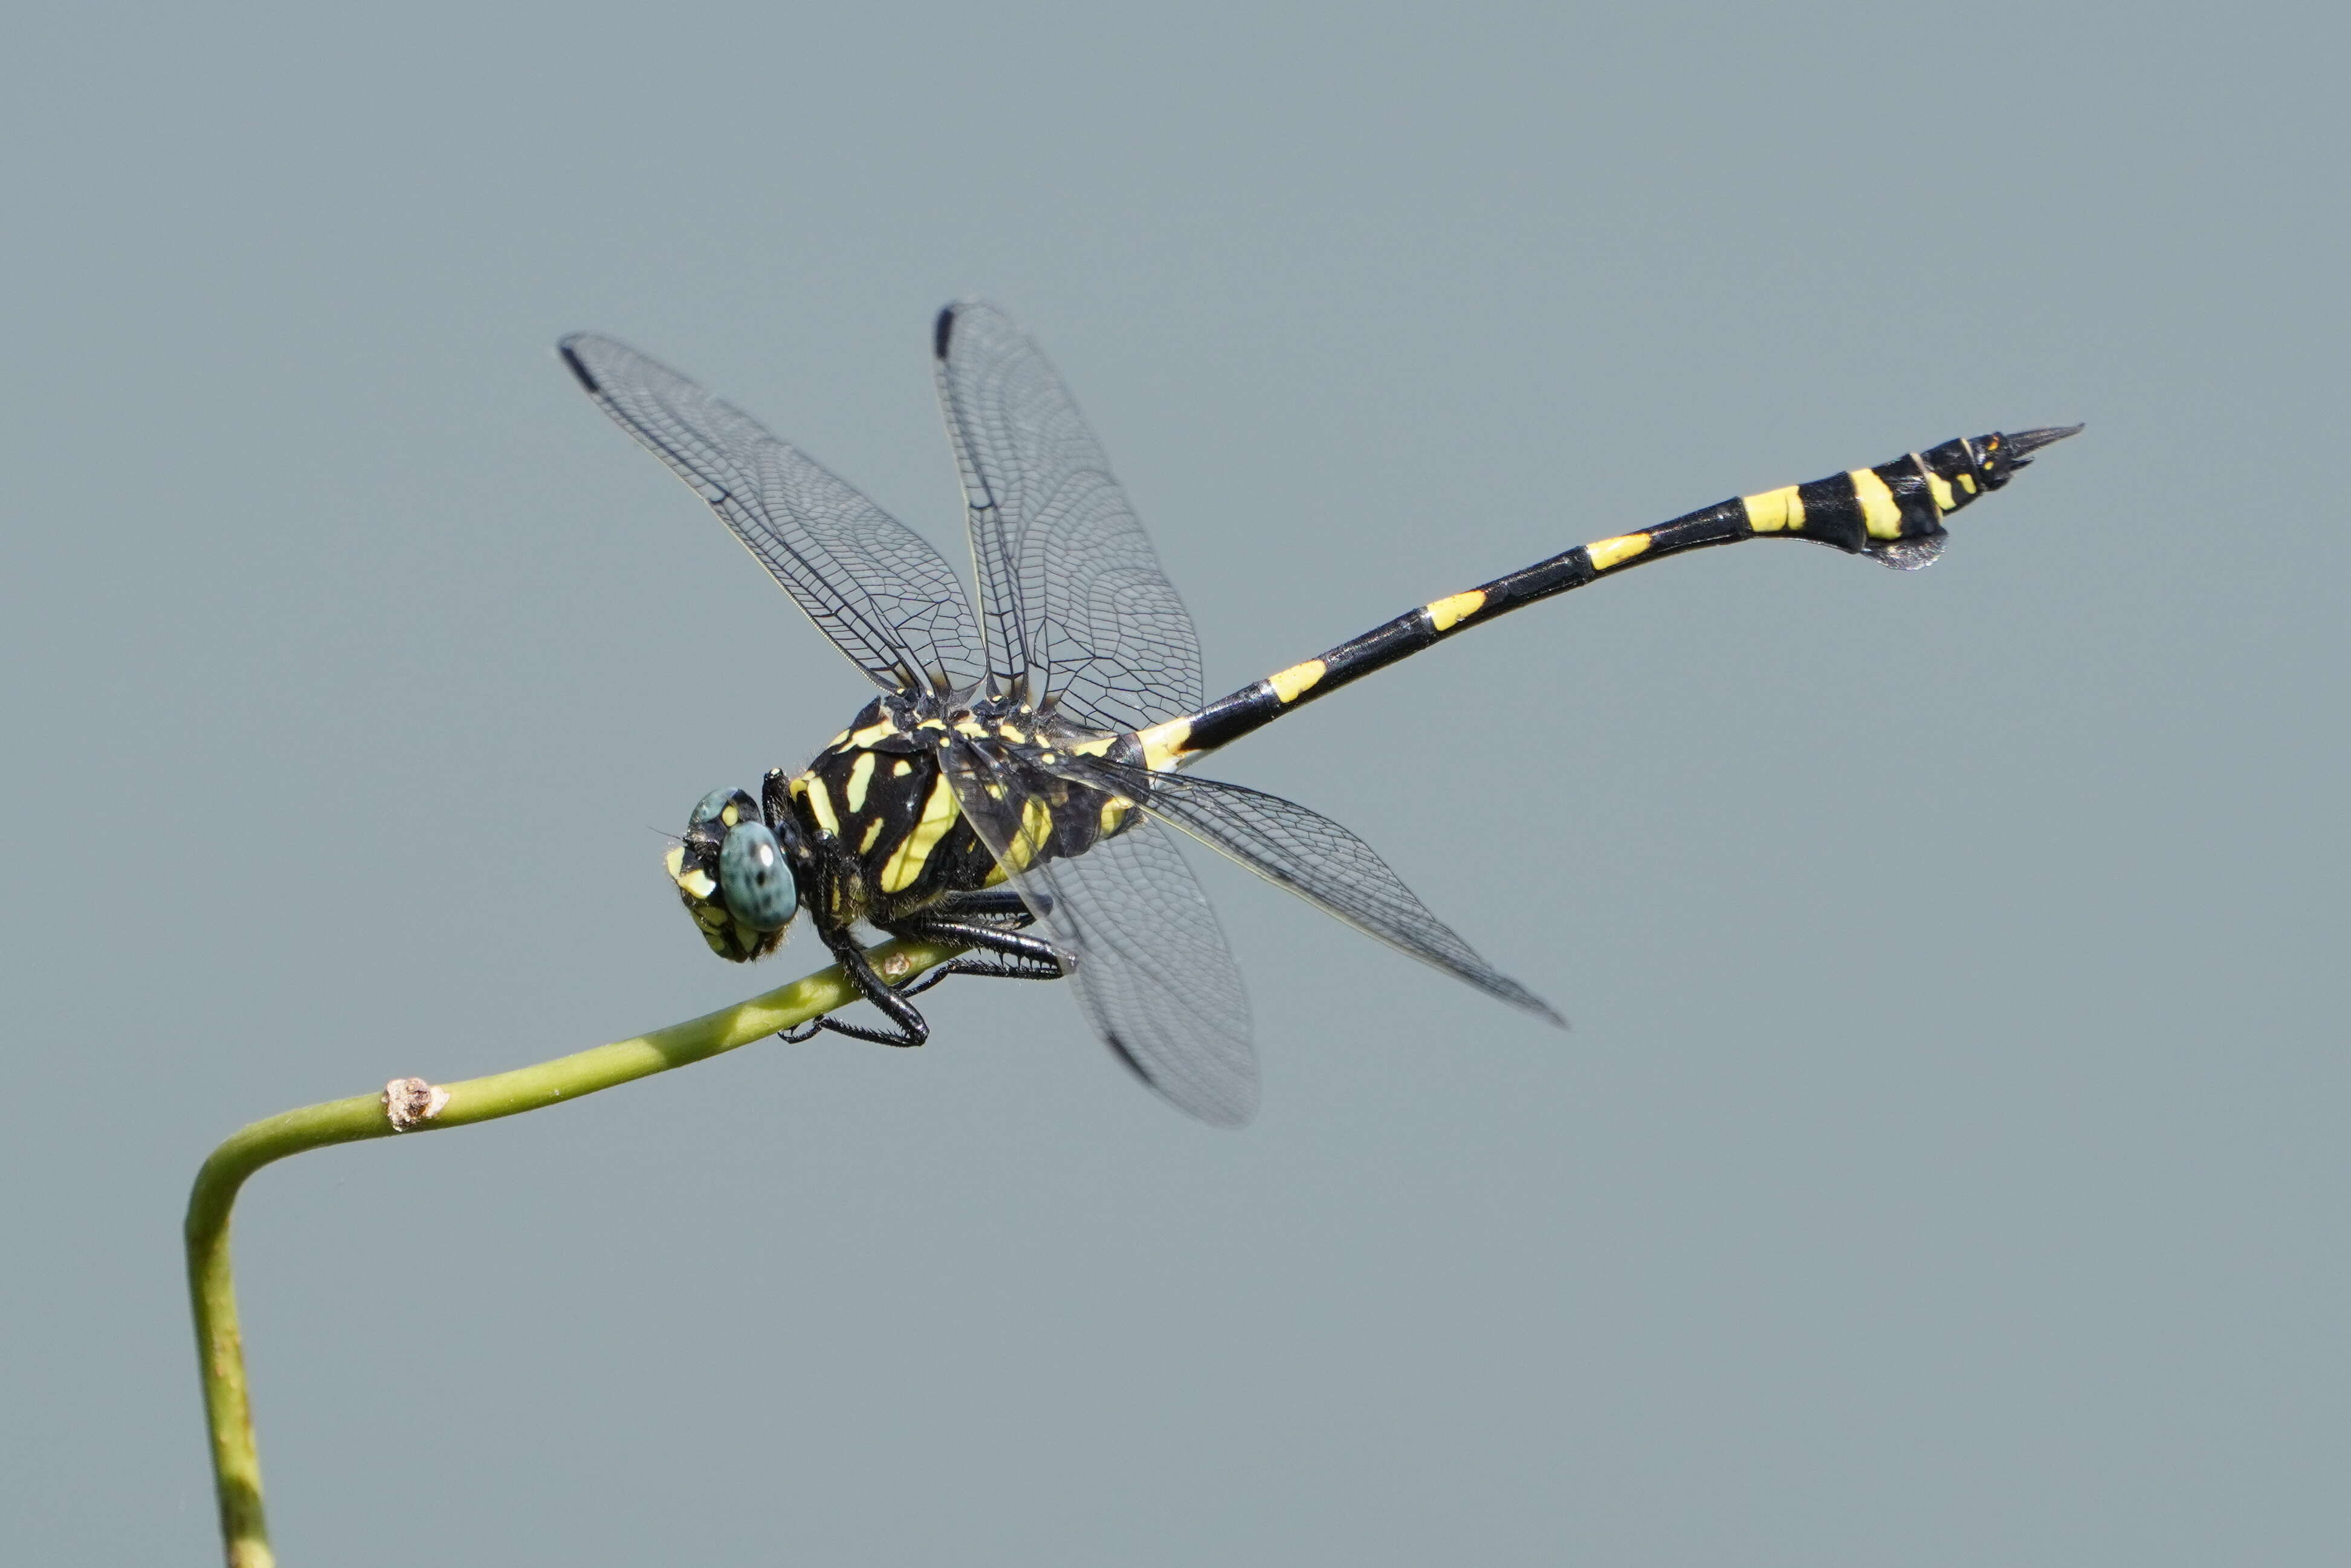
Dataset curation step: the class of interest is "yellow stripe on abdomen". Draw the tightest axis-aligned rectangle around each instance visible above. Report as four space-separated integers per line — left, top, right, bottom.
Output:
1138 716 1194 772
1269 659 1326 702
1850 468 1904 539
1741 484 1804 533
1586 532 1653 571
1425 589 1486 632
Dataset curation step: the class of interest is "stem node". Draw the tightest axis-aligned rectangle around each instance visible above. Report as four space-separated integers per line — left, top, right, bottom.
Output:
381 1079 448 1132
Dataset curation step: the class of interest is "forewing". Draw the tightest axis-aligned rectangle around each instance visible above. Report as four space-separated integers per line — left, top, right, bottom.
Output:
941 738 1257 1126
932 302 1204 731
561 333 985 697
1069 757 1564 1026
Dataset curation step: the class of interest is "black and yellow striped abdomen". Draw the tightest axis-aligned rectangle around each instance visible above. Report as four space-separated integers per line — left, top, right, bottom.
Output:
1134 426 2080 769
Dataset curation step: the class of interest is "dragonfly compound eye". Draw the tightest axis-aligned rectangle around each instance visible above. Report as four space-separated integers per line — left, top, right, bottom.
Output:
689 787 752 831
718 820 798 931
667 787 787 961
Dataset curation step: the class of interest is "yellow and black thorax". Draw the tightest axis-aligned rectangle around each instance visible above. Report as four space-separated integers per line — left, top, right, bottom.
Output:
782 696 1142 929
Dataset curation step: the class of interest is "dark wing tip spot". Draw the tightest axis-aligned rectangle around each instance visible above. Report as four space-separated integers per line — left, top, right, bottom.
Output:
1510 983 1570 1030
933 305 956 360
557 340 601 395
1100 1032 1255 1128
1102 1031 1150 1083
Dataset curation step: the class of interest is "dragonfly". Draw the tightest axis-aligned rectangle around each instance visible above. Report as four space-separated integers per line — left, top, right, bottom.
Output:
560 303 2077 1126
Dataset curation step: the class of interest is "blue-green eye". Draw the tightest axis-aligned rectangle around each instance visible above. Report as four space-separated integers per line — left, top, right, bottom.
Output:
691 787 755 831
718 820 797 931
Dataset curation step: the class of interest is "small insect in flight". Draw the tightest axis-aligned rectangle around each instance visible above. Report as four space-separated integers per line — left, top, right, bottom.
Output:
561 303 2077 1124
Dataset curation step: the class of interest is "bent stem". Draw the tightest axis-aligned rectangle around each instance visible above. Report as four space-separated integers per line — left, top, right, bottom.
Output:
184 937 964 1568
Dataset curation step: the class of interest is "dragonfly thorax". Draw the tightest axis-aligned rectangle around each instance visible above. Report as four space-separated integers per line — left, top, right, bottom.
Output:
664 691 1150 963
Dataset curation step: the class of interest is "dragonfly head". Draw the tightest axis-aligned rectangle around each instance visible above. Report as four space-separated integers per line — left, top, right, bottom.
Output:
665 787 800 961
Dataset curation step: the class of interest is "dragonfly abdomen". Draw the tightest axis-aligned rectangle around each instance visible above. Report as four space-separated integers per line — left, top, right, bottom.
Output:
1134 426 2081 769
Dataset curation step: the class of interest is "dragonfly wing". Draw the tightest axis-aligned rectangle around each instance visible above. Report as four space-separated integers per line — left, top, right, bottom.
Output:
932 301 1204 732
562 332 986 698
941 738 1257 1127
1067 755 1564 1026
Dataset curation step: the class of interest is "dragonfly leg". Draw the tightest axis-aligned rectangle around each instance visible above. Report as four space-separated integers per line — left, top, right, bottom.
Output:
924 888 1052 927
888 915 1069 976
897 955 1058 998
833 916 1070 1015
778 928 933 1048
777 906 1067 1045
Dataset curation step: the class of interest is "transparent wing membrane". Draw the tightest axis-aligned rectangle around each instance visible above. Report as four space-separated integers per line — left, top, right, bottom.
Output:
933 302 1204 731
561 333 985 697
1067 757 1564 1027
942 738 1258 1126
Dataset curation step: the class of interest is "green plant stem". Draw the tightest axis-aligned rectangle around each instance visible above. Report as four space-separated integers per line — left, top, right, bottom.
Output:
184 937 964 1568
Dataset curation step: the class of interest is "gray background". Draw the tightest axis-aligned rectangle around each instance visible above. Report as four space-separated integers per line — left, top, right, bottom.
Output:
5 2 2343 1563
